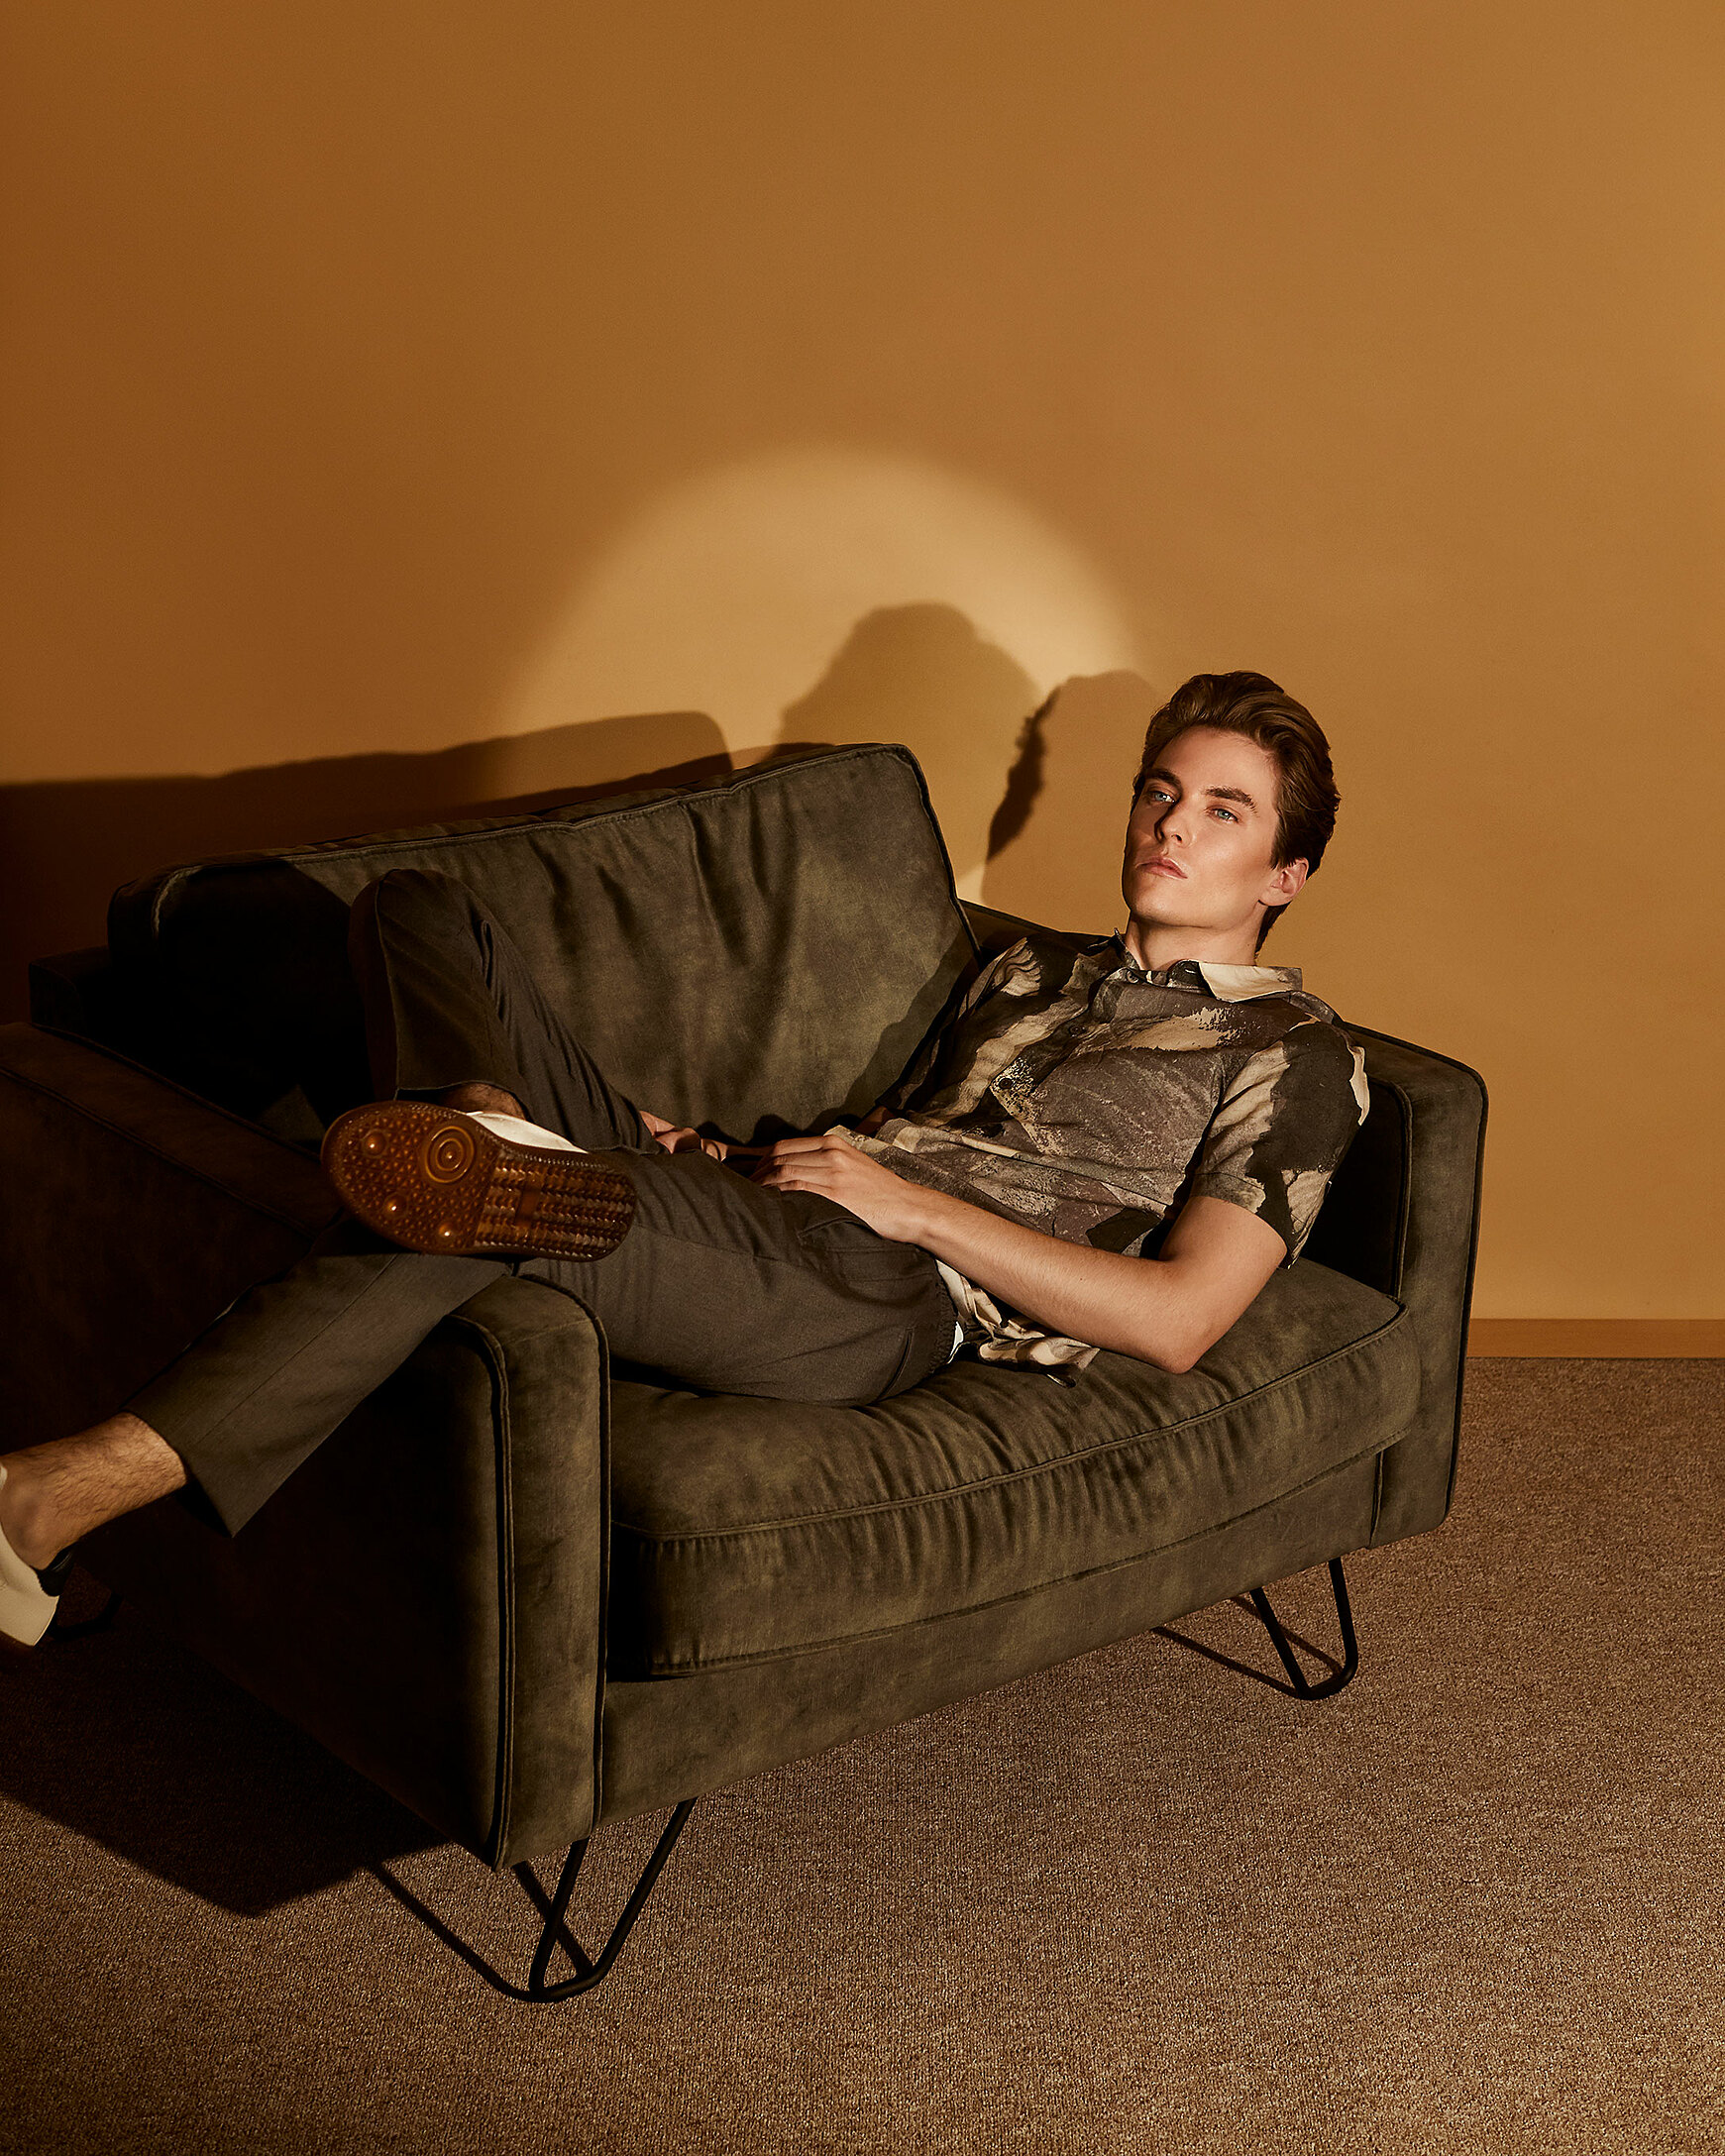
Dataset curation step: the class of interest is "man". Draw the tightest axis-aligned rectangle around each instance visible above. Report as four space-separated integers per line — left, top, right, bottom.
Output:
1 671 1366 1649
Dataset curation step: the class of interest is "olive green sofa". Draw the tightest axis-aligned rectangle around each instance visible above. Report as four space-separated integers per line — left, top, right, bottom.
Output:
1 743 1485 1998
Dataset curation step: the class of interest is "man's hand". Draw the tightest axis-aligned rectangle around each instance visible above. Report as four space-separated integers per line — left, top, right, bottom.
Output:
640 1110 729 1161
749 1132 932 1240
754 1132 1287 1372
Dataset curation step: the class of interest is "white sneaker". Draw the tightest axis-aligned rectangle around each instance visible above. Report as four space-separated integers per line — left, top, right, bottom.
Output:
0 1463 61 1649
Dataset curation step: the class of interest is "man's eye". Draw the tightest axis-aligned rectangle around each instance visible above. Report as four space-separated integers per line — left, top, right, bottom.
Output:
1212 806 1237 822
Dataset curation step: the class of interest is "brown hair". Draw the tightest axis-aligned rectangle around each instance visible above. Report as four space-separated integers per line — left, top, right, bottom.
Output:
1132 671 1340 950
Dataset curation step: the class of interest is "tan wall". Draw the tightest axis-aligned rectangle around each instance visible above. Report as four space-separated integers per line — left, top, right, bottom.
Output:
4 2 1720 1318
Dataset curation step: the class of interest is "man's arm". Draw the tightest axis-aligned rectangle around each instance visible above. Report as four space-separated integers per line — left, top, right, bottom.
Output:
751 1136 1284 1373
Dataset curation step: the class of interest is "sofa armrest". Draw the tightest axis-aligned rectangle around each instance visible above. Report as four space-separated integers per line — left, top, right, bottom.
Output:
1305 1027 1488 1542
0 1022 339 1437
28 946 117 1039
0 1023 609 1864
82 1275 608 1867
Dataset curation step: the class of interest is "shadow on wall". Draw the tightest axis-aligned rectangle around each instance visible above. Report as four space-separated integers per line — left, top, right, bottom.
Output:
0 611 1166 1021
774 603 1164 916
775 603 1041 893
980 667 1165 928
0 712 729 1021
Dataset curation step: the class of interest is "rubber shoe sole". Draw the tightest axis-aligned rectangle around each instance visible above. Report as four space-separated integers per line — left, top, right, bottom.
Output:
321 1102 636 1261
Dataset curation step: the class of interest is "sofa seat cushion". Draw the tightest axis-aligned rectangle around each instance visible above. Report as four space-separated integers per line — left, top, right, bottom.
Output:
604 1260 1418 1674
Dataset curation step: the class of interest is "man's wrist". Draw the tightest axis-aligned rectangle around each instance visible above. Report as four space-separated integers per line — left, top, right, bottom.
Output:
897 1180 968 1251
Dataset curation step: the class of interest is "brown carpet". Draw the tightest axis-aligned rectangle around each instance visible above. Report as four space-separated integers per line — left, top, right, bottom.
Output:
4 1360 1721 2156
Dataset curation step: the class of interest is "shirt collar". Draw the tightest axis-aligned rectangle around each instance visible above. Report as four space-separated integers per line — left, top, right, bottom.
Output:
1094 935 1303 1002
1191 959 1304 1001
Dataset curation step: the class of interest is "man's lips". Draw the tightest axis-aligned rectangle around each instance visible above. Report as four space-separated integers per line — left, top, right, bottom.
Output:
1140 856 1186 879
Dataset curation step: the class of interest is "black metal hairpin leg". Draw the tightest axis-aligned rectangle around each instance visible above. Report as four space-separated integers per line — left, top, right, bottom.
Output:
1247 1558 1357 1699
521 1798 698 2001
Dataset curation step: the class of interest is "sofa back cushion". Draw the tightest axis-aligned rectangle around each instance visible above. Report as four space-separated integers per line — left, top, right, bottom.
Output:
107 744 976 1140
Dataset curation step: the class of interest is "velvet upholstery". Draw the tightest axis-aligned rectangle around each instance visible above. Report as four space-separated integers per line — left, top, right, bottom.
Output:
1306 1029 1487 1544
7 743 1486 1871
102 746 977 1140
0 1024 608 1856
83 1285 607 1859
605 1266 1414 1674
596 1447 1383 1822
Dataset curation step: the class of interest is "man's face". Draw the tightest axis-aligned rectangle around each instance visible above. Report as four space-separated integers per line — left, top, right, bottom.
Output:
1121 725 1307 955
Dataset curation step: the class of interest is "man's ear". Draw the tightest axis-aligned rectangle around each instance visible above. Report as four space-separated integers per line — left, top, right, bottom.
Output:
1262 857 1309 907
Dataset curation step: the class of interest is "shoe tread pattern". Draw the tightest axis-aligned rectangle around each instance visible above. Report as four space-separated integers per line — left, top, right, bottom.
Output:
321 1103 635 1261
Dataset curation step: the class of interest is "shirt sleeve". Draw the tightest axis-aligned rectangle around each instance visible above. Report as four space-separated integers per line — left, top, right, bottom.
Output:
1190 1020 1366 1264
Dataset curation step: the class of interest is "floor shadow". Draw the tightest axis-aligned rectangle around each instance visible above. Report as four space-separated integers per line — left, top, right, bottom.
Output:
1155 1594 1343 1698
370 1806 692 2003
0 1576 438 1913
369 1860 549 2003
0 708 729 1021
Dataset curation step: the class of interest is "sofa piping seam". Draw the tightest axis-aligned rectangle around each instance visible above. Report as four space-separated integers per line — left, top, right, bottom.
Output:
616 1434 1401 1675
448 1289 611 1865
446 1314 517 1872
612 1301 1412 1544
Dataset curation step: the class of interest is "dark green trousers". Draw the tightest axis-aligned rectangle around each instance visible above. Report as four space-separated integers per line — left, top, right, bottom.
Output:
133 870 958 1533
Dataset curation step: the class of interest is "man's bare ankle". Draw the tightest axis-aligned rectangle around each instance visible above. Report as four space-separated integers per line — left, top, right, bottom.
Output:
435 1083 526 1120
0 1415 186 1568
0 1451 69 1570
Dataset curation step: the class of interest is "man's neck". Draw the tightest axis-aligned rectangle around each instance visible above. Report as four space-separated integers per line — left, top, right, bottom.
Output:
1122 918 1267 974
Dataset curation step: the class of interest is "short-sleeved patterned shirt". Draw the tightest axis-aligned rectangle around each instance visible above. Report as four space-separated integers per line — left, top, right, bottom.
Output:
845 931 1369 1370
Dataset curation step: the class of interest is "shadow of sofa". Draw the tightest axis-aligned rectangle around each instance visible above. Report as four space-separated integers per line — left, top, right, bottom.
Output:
1 742 1485 1994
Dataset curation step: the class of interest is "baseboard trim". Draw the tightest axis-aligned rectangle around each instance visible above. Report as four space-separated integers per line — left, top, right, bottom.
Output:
1467 1320 1725 1357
